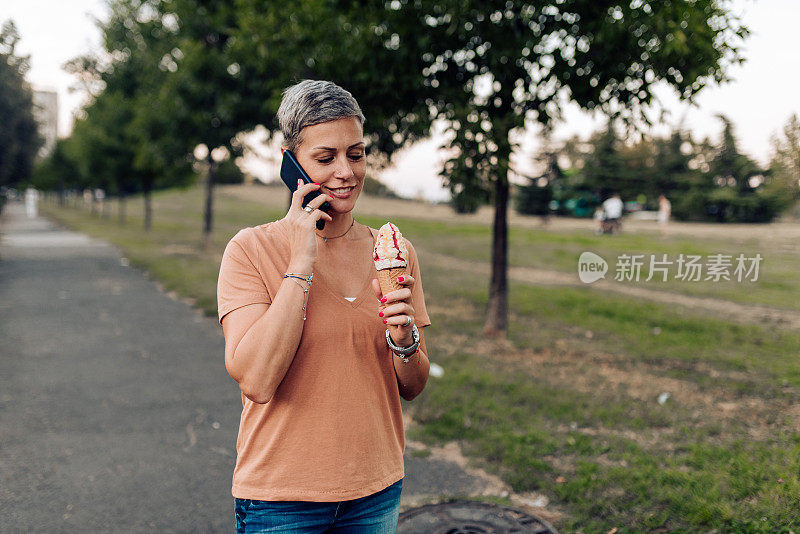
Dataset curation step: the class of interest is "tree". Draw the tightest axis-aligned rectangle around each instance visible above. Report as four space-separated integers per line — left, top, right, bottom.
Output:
515 133 561 217
710 115 761 194
235 0 748 336
31 139 81 206
652 131 699 197
581 120 630 200
67 0 195 230
233 0 437 162
152 0 267 247
768 114 800 215
0 20 41 189
70 90 147 223
682 116 797 223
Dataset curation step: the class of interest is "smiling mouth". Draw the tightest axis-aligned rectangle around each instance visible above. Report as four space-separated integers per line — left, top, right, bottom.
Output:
326 186 355 198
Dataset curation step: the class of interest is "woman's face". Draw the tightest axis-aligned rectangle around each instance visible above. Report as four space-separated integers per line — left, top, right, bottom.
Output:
294 117 366 215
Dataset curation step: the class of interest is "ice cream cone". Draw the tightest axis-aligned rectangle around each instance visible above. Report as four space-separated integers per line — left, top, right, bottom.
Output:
374 222 409 296
377 267 406 295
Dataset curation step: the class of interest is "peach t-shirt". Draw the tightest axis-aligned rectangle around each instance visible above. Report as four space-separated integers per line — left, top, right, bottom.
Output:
217 220 430 502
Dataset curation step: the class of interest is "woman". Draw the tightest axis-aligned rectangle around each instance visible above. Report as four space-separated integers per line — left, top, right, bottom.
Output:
658 194 671 237
217 80 431 533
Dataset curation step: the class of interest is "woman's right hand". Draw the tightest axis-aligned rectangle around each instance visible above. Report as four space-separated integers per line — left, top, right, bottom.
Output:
285 180 332 270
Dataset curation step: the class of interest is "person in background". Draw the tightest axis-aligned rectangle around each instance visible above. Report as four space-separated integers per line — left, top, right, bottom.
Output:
601 193 624 234
593 205 606 235
24 187 38 218
658 194 672 237
217 80 431 533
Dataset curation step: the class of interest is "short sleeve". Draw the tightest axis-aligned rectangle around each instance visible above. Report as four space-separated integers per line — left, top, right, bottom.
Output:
217 231 271 324
405 239 431 328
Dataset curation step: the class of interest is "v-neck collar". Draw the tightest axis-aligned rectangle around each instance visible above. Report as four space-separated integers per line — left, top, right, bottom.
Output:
317 269 375 308
314 225 378 309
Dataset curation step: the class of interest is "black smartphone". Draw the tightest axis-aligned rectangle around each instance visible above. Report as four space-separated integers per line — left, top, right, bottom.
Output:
279 149 331 230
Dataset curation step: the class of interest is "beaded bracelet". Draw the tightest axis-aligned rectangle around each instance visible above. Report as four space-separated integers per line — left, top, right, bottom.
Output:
284 272 313 284
283 273 313 320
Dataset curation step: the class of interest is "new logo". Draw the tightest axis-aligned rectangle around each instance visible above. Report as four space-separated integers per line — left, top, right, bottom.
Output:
578 252 607 284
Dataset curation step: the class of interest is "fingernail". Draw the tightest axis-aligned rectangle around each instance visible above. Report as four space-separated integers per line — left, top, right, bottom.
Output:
314 182 320 185
380 297 387 303
382 319 387 324
297 179 302 185
378 311 384 317
397 276 404 282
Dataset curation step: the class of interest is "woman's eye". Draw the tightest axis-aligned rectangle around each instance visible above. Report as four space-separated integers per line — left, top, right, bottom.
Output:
317 157 334 164
348 154 364 161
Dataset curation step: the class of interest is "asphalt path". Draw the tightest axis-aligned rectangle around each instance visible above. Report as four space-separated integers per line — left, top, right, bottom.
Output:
0 202 492 533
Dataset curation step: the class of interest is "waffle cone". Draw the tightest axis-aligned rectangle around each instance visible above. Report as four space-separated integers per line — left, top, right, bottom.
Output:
377 267 406 295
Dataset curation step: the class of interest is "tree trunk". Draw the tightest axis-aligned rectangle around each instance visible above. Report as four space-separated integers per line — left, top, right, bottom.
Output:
144 187 152 231
484 172 510 337
203 156 217 251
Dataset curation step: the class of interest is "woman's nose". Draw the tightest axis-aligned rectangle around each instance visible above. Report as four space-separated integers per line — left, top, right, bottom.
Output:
333 156 355 179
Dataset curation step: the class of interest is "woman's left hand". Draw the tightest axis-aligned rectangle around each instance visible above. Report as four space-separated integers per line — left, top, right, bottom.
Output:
371 275 416 347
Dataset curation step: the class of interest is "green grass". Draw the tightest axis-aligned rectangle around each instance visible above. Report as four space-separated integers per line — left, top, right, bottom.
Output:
40 187 800 532
414 255 800 531
359 206 800 312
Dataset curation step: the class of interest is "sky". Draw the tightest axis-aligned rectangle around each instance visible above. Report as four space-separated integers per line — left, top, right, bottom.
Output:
3 0 798 201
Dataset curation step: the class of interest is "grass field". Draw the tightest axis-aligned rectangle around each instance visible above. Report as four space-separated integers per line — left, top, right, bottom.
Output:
40 186 800 533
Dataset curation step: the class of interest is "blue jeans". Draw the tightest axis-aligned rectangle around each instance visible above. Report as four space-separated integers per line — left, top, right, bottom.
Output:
234 479 402 533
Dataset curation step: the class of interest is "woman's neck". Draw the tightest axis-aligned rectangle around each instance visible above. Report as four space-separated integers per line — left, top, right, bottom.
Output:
318 212 355 240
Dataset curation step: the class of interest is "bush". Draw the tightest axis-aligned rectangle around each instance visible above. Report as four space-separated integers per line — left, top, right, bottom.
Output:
674 187 789 223
362 176 400 198
215 159 245 185
514 181 553 216
449 181 489 214
672 188 710 221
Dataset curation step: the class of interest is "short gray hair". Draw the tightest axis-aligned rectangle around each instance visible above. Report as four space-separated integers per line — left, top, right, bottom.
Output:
277 80 365 152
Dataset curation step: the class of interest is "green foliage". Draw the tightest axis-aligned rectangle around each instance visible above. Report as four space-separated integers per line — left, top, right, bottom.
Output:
304 0 748 330
671 187 709 221
561 125 711 213
156 0 265 154
59 0 750 330
0 20 42 188
361 176 400 199
214 159 245 185
557 116 795 222
235 2 750 213
769 114 800 216
671 116 791 222
31 139 80 192
450 177 490 214
581 121 632 199
516 136 560 216
514 179 553 216
711 115 762 194
650 131 705 201
232 0 436 164
703 187 788 223
62 0 195 203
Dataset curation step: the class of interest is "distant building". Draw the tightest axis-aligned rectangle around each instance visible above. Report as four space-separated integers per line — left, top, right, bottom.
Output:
32 90 58 158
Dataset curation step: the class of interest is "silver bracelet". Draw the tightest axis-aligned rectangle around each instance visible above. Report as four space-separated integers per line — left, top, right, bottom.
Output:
284 274 312 320
386 324 420 361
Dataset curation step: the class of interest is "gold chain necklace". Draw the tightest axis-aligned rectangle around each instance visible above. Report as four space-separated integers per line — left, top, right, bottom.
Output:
317 219 355 243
